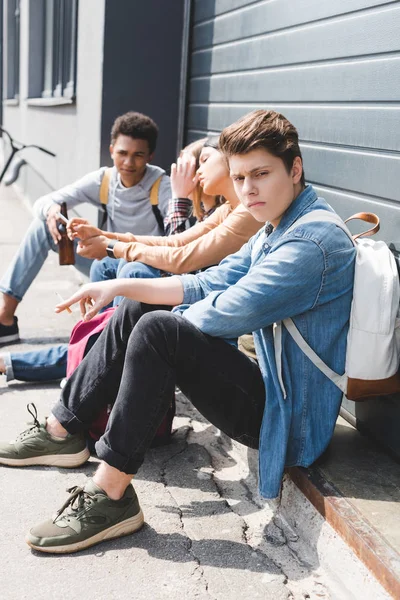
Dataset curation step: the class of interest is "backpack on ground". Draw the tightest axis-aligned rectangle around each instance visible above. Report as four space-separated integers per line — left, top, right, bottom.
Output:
66 307 176 446
99 167 164 231
279 210 400 401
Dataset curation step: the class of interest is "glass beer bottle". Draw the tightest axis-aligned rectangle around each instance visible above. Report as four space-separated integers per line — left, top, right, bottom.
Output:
58 202 75 265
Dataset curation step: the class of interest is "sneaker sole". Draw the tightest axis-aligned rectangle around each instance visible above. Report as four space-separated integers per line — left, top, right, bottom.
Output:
26 509 145 554
0 333 20 344
0 447 90 468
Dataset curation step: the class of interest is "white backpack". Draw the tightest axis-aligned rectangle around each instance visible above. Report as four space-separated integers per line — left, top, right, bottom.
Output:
277 210 400 401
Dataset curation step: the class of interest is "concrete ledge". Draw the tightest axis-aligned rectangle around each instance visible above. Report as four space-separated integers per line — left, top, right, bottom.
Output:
288 464 400 599
220 412 398 599
285 415 400 599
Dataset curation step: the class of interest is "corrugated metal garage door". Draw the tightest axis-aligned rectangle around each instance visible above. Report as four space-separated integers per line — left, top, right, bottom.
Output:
185 0 400 456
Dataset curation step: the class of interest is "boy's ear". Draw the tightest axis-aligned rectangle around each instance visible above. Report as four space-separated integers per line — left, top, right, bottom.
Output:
109 144 114 158
148 152 154 163
291 156 303 184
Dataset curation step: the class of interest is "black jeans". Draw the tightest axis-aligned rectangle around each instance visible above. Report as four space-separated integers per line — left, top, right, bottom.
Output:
53 299 266 474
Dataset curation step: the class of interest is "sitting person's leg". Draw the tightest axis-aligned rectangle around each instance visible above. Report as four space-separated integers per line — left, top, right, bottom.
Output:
113 261 163 306
0 217 91 342
0 302 264 552
49 306 263 455
0 344 68 383
0 300 171 464
0 218 57 340
90 257 125 310
89 256 122 283
38 305 265 552
90 259 161 309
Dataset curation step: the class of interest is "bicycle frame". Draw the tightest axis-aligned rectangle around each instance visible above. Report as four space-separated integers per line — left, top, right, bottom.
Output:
0 125 56 184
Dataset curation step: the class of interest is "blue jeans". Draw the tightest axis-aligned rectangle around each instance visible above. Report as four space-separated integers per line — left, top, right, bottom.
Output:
90 258 162 306
3 345 68 382
2 261 162 382
0 217 92 302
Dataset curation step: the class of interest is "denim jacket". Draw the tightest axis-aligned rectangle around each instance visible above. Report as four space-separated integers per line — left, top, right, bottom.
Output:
175 185 355 498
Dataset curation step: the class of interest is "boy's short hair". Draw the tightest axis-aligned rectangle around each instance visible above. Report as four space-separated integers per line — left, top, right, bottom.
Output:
219 109 305 186
111 112 159 153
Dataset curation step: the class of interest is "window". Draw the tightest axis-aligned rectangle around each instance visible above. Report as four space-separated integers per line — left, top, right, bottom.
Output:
28 0 78 103
4 0 20 101
42 0 78 99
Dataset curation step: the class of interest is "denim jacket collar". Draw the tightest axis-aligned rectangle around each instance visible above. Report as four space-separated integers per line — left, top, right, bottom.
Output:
264 185 318 247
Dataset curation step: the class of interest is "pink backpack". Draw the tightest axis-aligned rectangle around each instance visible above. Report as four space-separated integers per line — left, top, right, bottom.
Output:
67 307 175 445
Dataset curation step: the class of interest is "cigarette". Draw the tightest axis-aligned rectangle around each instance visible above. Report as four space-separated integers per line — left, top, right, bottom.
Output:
56 212 69 225
55 292 72 314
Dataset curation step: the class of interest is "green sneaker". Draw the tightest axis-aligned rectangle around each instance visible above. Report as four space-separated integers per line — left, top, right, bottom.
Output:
26 479 144 553
0 403 89 468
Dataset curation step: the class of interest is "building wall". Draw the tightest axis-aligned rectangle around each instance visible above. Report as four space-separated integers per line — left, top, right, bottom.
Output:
0 1 3 127
2 0 186 212
186 0 400 242
2 0 105 215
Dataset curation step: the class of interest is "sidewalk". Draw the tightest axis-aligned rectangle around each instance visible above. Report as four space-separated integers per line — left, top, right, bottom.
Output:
0 185 390 600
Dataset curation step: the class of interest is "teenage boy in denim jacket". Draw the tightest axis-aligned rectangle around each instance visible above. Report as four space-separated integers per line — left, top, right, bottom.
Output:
0 110 355 554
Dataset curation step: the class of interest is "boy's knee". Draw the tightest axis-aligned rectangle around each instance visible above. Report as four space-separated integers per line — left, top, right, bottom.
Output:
136 311 179 346
111 298 145 329
90 258 108 282
117 262 157 280
29 217 55 248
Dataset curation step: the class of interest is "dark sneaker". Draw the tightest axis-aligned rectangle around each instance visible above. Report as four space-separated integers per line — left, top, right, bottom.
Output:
0 317 19 344
26 479 144 553
0 403 89 467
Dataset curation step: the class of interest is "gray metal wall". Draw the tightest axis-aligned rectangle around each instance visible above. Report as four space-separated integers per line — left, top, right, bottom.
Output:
186 0 400 243
100 0 185 171
185 0 400 456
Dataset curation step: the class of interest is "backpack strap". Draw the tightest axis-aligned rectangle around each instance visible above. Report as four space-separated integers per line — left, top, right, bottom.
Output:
285 210 354 243
150 176 165 232
100 168 112 206
286 209 379 243
150 176 161 206
344 212 380 240
281 318 348 392
99 168 113 229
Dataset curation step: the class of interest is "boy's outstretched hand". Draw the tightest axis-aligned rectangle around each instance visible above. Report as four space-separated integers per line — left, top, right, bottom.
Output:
55 281 117 321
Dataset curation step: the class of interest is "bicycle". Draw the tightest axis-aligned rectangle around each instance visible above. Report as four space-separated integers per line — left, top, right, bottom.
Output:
0 125 56 186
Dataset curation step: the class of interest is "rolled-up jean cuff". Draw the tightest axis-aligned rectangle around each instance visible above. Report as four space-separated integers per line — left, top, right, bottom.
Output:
95 438 142 475
51 401 86 435
0 286 22 302
3 352 14 382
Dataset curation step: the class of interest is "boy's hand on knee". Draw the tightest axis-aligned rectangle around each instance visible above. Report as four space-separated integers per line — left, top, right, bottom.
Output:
76 236 108 259
46 204 63 244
